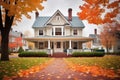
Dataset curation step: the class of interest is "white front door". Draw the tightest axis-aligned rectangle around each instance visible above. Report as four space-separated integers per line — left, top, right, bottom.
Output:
54 42 63 52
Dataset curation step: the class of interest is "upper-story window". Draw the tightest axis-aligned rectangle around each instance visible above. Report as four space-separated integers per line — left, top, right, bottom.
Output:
73 29 77 35
39 30 43 35
55 28 61 35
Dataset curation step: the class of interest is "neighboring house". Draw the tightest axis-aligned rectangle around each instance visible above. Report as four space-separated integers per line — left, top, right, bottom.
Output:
24 8 93 54
89 29 120 53
89 29 101 49
0 30 23 52
9 30 23 52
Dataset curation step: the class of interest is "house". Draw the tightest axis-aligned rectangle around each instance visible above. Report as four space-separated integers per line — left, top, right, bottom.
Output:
24 8 93 55
89 28 120 53
89 29 101 49
0 30 23 52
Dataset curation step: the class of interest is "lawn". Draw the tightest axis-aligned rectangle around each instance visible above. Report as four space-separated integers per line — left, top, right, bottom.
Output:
65 55 120 71
0 58 51 80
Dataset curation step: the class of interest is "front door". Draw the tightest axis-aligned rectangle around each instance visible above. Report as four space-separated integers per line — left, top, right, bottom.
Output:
54 42 63 52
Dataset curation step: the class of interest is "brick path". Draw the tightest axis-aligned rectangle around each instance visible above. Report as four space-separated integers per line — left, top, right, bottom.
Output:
13 58 119 80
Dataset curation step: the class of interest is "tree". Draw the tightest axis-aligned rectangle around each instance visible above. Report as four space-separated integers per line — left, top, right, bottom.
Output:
0 0 46 61
100 22 120 53
77 0 120 24
77 0 120 52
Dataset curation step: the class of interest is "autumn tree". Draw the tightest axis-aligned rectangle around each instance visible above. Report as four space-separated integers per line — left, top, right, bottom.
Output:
100 22 120 53
77 0 120 24
0 0 46 61
77 0 120 52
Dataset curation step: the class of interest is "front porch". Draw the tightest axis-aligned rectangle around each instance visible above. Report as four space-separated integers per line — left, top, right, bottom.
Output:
24 36 93 55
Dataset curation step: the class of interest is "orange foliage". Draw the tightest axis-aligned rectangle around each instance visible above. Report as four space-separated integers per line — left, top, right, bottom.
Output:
77 0 119 24
66 60 118 78
0 0 46 23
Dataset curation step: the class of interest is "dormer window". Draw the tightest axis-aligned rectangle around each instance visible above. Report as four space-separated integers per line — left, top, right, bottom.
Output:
39 30 43 35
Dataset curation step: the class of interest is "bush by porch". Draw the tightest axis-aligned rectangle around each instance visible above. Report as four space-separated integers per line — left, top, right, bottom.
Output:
72 52 105 57
18 51 48 57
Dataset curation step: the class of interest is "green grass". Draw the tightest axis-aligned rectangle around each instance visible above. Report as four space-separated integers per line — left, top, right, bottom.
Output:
0 58 51 80
65 55 120 71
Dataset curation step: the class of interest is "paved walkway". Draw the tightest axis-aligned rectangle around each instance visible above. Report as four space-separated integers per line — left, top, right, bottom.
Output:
13 58 119 80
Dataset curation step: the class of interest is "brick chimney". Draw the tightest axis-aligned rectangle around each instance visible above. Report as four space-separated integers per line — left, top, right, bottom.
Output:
35 11 39 19
68 8 72 21
94 29 97 35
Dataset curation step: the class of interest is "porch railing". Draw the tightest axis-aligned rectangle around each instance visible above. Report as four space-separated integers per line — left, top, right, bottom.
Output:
28 49 53 56
67 49 91 55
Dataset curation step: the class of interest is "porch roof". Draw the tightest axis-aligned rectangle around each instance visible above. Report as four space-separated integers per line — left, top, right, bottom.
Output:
24 36 93 42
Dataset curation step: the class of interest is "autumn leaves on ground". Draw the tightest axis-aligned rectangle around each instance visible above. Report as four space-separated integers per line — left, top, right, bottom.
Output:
0 55 120 80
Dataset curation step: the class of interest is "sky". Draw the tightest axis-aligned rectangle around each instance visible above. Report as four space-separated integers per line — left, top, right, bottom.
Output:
12 0 100 37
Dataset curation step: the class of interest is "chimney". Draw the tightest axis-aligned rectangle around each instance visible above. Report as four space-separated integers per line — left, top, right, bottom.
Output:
94 29 97 35
68 8 72 21
35 11 39 19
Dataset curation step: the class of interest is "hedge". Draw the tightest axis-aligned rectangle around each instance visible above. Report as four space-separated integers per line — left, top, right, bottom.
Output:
72 52 105 57
18 51 48 57
106 52 120 55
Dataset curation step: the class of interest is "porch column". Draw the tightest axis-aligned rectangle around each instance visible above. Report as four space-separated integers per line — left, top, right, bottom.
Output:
69 40 72 49
48 40 51 49
62 27 64 36
53 27 55 36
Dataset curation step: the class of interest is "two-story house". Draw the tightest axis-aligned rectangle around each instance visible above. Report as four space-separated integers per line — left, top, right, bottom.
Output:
25 8 93 55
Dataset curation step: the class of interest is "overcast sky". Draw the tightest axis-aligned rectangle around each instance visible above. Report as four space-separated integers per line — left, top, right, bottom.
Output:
12 0 100 37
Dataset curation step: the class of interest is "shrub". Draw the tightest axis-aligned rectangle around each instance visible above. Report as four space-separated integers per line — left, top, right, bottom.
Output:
18 47 24 53
93 49 105 53
18 51 48 57
72 52 105 57
106 52 120 55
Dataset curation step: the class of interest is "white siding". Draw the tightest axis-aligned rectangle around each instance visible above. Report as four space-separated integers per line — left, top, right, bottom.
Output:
34 29 39 37
50 15 66 25
46 28 52 36
65 28 71 36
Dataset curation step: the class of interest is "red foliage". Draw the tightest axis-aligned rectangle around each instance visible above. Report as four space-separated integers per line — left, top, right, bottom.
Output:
9 37 23 49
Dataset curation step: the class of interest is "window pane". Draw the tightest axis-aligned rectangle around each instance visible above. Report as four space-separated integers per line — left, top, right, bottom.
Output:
39 30 43 35
55 28 61 35
39 42 43 49
57 42 61 48
73 29 77 35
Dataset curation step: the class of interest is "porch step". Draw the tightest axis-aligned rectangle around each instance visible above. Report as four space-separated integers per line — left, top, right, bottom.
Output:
49 52 71 58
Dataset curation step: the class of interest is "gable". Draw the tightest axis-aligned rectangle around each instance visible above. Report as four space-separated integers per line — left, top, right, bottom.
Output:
45 10 71 26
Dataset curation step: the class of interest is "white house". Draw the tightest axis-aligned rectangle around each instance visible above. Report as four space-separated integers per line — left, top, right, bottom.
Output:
24 8 93 55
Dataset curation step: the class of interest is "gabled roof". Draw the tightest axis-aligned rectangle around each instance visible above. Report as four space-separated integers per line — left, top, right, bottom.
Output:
45 10 71 26
32 10 85 28
33 17 50 28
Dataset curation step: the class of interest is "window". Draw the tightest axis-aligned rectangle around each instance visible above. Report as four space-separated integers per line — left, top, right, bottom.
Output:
39 30 43 35
39 42 44 49
73 29 77 35
55 28 61 35
56 14 60 21
73 42 77 49
56 16 60 20
57 42 61 48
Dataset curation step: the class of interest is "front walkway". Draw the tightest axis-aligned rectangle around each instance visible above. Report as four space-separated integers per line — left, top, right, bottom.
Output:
13 58 115 80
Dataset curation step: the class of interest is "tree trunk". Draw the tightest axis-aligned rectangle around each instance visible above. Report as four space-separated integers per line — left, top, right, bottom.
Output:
1 31 9 61
106 45 109 53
